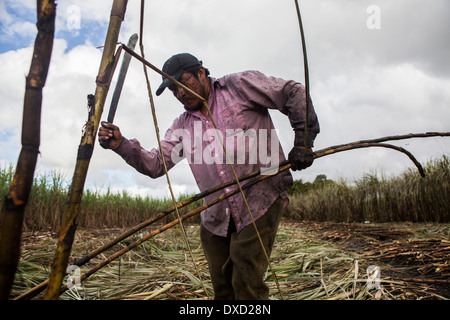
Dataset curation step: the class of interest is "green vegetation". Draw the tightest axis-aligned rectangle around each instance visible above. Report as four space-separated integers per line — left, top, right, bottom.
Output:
1 155 449 232
285 155 450 223
287 173 335 195
0 164 200 232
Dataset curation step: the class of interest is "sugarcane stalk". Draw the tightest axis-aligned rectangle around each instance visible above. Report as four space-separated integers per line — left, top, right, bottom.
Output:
59 141 432 290
316 142 426 177
137 0 209 297
387 277 450 285
318 132 450 154
0 0 56 300
43 0 128 300
294 0 311 148
55 137 437 294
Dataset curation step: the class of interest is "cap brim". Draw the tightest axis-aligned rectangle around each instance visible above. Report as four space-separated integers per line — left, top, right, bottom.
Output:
155 70 184 96
155 79 170 96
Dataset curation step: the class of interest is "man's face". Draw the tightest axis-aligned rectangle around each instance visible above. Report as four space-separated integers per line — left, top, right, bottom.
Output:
169 69 208 111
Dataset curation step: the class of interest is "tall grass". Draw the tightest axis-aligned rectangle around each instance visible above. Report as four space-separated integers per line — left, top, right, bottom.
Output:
1 155 449 232
285 155 450 223
0 164 200 232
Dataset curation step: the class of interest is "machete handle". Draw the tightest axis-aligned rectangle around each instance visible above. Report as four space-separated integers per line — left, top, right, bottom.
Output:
99 121 112 149
99 138 111 149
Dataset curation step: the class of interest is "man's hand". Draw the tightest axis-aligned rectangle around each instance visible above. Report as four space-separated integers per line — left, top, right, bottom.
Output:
288 146 314 171
98 121 124 150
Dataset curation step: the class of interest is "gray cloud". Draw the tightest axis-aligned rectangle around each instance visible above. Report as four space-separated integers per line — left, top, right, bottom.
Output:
1 0 449 200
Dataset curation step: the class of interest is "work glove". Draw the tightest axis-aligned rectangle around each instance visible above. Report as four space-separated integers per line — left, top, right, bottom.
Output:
289 130 315 171
288 146 314 171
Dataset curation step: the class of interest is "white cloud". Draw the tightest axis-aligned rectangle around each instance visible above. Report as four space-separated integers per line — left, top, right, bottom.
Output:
0 0 36 47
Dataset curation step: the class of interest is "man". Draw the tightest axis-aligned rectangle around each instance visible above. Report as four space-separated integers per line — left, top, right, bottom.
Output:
99 53 319 299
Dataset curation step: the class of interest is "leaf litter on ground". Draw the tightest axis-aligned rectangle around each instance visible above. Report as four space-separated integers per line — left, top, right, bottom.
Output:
10 221 449 300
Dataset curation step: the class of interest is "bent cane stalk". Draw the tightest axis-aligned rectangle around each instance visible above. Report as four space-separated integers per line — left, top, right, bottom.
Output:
14 132 449 299
56 141 432 295
57 138 431 295
43 0 128 300
0 0 56 300
319 132 450 154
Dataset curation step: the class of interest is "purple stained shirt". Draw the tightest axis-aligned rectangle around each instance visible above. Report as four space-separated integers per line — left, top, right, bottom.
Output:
114 70 320 237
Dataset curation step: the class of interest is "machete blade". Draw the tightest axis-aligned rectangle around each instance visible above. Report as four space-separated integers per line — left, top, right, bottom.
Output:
100 33 138 149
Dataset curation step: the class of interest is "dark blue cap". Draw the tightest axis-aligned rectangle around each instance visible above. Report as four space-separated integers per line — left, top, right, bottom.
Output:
156 53 202 96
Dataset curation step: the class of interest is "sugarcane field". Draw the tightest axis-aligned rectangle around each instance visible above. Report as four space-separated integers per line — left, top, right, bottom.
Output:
2 156 450 300
1 0 450 306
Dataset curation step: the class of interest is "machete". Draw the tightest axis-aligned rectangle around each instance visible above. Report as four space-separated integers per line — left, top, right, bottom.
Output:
100 33 138 149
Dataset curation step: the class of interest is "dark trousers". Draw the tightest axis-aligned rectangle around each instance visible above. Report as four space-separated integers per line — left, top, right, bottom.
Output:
200 197 284 300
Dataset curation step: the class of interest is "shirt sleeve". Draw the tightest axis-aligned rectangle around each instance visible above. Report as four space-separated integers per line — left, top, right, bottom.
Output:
227 70 320 147
114 116 185 178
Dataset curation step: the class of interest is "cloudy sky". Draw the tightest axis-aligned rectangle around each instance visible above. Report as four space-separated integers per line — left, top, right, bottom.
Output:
1 0 449 199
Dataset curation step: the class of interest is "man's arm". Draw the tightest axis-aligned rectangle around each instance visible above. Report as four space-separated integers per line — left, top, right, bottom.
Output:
230 71 320 170
98 119 184 178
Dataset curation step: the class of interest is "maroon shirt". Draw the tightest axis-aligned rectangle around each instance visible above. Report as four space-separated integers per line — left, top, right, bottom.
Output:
115 71 319 236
